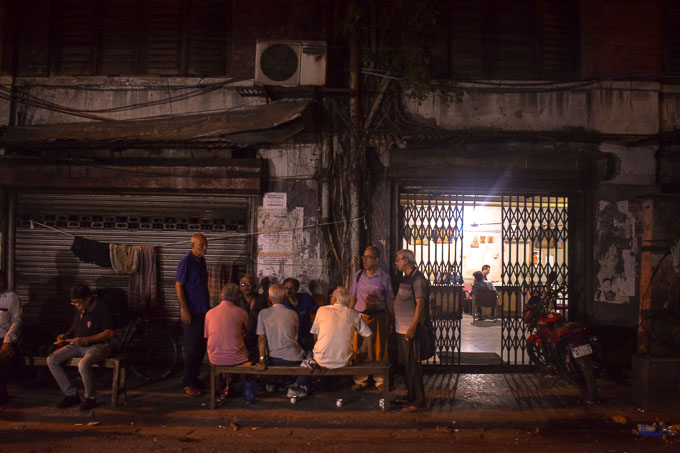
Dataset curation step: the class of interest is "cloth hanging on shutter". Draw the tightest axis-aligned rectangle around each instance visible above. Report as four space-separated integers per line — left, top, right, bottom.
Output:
109 244 141 274
128 246 158 313
207 263 238 307
70 236 112 268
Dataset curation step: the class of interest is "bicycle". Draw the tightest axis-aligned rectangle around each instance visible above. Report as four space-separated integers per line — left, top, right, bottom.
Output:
113 314 179 381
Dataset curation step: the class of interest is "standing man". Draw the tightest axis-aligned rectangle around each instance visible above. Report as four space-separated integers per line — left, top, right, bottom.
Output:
310 287 372 369
393 249 427 412
350 245 394 391
283 278 318 351
236 274 267 361
481 264 491 281
176 233 210 397
47 284 114 410
0 270 22 405
255 284 311 398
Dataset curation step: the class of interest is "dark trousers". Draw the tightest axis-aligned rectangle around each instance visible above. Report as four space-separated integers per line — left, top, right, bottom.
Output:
397 333 425 407
269 356 312 388
182 313 206 387
0 338 20 403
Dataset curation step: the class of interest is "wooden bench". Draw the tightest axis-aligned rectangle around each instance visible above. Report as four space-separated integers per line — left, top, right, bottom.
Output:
24 355 128 407
210 362 390 410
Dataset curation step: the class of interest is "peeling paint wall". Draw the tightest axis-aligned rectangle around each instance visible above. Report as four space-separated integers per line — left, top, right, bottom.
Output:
256 145 327 294
594 200 638 305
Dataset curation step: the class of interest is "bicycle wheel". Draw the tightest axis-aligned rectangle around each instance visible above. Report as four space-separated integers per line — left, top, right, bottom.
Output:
127 321 178 381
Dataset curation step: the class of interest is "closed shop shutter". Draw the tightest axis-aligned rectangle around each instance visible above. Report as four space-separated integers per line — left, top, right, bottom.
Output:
14 192 252 336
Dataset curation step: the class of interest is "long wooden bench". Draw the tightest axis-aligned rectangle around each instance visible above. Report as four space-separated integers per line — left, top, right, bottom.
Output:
210 361 390 410
24 355 128 407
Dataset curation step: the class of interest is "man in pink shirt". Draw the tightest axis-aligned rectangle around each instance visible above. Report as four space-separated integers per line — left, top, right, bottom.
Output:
204 283 256 403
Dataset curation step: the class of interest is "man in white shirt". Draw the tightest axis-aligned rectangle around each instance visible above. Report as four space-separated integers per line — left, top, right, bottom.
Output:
0 270 22 405
311 287 372 369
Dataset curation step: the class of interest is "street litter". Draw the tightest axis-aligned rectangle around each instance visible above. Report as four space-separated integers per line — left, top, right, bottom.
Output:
435 426 453 433
230 423 239 431
87 421 101 426
633 421 678 438
612 415 628 424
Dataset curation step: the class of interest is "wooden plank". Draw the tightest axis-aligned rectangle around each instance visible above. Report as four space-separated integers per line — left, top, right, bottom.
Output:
210 362 390 410
0 163 261 194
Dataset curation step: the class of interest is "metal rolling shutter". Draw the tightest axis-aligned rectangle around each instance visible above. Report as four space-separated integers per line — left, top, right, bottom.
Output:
14 192 252 335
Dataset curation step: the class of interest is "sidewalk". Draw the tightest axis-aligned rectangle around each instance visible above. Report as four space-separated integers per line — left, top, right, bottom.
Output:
2 369 677 431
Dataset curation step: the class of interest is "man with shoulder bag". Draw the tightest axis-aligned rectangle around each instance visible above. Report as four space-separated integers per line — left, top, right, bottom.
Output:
392 249 429 412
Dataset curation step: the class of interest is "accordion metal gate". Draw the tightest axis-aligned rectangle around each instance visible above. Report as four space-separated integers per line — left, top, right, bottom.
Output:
500 194 569 365
399 189 570 367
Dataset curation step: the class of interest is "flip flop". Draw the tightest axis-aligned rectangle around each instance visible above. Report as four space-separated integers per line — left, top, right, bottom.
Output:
184 386 201 397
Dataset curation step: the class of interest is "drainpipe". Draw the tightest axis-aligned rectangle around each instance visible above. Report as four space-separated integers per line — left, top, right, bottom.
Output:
6 191 16 290
348 33 361 283
321 133 330 224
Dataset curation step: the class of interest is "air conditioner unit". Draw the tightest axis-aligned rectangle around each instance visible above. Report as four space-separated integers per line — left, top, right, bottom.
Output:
255 40 327 86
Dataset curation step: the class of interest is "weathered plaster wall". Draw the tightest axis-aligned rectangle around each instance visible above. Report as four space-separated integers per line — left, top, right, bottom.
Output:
406 81 661 136
10 76 259 125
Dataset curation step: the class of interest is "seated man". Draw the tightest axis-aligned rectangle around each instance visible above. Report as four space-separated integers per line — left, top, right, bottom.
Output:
0 270 22 405
204 282 256 404
283 278 318 352
255 283 311 398
236 274 268 361
471 270 497 320
47 284 114 410
311 287 373 370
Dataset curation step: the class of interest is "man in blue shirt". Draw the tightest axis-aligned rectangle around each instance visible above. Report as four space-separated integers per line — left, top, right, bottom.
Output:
283 278 318 352
175 233 210 396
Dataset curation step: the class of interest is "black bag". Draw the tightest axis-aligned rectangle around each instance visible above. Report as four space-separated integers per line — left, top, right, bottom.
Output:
409 270 435 361
417 320 436 361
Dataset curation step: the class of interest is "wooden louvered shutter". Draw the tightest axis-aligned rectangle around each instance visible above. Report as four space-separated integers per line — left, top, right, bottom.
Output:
449 0 485 79
495 0 534 79
145 0 181 74
52 0 98 75
99 0 142 75
15 0 52 76
185 0 228 75
537 0 579 79
666 1 680 75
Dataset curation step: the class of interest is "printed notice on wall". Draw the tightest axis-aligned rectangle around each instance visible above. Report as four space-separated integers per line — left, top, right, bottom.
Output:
263 192 287 211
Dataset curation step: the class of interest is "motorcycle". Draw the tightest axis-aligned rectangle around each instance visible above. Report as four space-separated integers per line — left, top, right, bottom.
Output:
523 284 602 403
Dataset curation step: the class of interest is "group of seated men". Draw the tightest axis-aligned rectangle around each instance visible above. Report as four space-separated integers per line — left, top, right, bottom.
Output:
205 278 372 402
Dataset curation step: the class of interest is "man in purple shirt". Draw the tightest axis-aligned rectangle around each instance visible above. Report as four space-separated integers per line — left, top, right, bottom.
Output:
176 233 210 397
350 245 395 391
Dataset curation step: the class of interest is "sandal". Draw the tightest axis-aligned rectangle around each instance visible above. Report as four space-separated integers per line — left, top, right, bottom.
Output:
401 405 424 413
184 386 201 397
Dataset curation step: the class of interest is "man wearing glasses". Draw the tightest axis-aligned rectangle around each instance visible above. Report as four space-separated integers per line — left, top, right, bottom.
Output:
393 249 427 412
47 284 114 410
236 274 267 361
350 245 394 391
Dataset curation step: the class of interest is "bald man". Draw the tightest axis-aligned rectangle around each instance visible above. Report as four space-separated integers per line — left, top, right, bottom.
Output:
176 233 210 396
